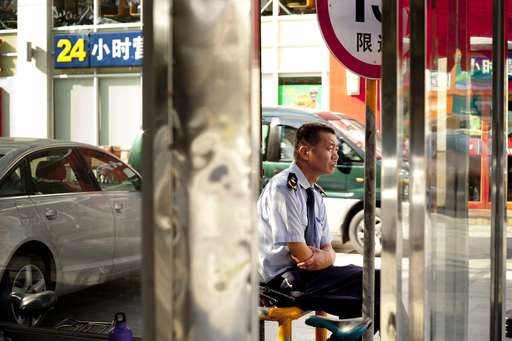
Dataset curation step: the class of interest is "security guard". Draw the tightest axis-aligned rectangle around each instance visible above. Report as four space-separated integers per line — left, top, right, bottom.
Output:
258 122 380 333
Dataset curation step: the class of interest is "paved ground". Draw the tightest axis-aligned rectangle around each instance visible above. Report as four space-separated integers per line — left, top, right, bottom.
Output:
37 253 374 340
35 249 512 341
40 272 143 338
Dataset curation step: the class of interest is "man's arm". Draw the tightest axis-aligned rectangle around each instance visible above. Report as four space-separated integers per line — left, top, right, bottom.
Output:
288 242 314 262
288 242 335 271
320 243 336 264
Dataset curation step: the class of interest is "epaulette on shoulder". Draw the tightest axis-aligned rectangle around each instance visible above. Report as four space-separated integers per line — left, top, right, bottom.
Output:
315 184 326 197
287 173 298 191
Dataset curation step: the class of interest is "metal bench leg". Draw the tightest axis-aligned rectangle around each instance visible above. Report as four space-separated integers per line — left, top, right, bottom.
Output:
259 319 265 341
277 318 292 341
315 311 327 341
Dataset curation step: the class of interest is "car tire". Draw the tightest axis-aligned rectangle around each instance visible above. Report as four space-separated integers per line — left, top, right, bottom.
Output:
0 254 51 326
348 208 382 256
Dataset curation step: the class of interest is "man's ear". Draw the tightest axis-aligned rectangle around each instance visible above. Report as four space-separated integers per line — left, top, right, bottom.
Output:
298 145 309 161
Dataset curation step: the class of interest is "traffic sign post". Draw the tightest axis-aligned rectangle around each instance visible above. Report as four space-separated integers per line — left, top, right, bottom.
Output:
316 1 381 340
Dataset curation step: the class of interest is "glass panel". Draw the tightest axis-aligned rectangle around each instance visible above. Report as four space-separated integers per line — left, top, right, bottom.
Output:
99 77 142 150
397 0 411 334
1 0 144 338
99 0 140 24
278 0 315 15
80 148 141 192
54 78 96 144
0 165 25 196
506 0 512 333
261 0 272 16
0 0 17 29
53 0 93 27
423 1 492 340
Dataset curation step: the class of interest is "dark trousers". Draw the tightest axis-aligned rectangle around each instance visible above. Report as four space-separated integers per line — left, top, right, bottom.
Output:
268 265 381 333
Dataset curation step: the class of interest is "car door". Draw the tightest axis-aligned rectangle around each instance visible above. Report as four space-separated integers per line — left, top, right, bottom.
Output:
0 162 47 271
27 148 115 291
78 148 141 275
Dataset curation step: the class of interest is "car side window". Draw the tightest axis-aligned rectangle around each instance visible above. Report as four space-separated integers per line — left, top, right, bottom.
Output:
80 149 141 192
279 125 297 161
339 140 363 163
0 165 25 197
29 149 87 194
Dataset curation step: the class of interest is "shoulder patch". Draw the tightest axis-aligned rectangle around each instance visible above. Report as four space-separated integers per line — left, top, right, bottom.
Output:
287 173 298 191
315 184 326 197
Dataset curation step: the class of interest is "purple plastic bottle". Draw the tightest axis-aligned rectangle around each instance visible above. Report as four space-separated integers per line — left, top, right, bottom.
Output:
109 312 133 341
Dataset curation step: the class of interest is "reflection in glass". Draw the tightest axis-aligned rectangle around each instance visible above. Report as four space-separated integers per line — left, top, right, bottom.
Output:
0 0 16 29
99 0 140 24
392 0 512 340
261 0 272 16
53 0 93 27
424 1 493 340
278 0 315 15
53 0 141 27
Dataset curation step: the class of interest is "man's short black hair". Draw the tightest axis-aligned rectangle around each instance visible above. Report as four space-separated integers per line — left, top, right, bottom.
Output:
294 122 336 160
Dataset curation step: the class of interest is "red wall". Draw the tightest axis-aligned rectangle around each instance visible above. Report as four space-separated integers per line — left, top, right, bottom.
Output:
329 56 381 131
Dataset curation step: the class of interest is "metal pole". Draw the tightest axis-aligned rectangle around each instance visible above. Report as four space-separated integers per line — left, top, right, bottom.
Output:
363 78 377 341
490 0 507 338
171 1 259 341
142 0 172 338
409 0 427 340
380 0 400 338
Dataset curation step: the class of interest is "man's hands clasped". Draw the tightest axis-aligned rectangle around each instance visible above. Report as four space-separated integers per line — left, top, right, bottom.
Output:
292 246 335 271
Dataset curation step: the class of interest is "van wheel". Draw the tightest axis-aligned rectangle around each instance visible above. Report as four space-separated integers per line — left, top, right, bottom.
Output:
0 254 50 326
348 208 382 256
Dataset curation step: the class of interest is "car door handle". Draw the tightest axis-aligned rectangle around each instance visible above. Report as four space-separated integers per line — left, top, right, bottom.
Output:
272 169 281 175
44 209 57 220
113 203 124 213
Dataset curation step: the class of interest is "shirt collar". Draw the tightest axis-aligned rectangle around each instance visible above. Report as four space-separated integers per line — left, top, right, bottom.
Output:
290 163 313 189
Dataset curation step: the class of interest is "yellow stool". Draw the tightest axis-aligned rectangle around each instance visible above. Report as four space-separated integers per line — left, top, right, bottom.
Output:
259 306 327 341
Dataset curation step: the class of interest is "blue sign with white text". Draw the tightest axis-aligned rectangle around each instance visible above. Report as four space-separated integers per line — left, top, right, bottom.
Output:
89 32 143 67
54 31 143 69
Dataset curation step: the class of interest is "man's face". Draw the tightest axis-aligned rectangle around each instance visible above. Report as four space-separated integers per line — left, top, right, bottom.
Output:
306 132 339 175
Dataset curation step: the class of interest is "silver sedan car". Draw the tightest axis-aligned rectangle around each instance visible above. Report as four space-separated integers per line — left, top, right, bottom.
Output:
0 138 141 325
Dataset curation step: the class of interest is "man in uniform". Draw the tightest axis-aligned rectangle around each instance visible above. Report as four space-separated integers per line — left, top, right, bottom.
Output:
258 121 380 333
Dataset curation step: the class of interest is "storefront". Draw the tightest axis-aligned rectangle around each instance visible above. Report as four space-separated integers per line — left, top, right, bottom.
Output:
0 0 142 154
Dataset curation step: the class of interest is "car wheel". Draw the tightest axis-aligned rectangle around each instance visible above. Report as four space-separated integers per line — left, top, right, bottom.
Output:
0 255 50 326
348 208 382 256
